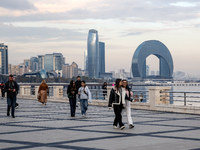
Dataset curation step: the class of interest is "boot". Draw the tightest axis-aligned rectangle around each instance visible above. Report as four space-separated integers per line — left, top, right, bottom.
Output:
7 107 10 116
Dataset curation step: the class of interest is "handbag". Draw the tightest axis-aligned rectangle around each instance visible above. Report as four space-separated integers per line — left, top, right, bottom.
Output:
37 93 41 100
68 93 73 99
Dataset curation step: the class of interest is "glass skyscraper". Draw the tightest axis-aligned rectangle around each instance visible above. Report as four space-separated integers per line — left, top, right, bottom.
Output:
84 50 88 71
99 42 105 73
87 29 99 78
53 53 63 71
0 43 8 74
44 54 54 71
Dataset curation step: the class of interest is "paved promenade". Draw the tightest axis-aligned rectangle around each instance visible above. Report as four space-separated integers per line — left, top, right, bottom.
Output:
0 99 200 150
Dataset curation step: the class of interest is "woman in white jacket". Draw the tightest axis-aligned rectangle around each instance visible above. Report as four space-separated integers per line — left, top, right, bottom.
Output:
78 81 92 117
122 79 134 129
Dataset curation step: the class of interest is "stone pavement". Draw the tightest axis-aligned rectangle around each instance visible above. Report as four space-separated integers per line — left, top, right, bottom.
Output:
0 99 200 150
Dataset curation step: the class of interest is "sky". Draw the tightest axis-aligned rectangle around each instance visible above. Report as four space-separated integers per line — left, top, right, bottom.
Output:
0 0 200 76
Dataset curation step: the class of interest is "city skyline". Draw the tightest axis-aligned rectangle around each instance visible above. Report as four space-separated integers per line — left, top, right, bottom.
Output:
0 0 200 76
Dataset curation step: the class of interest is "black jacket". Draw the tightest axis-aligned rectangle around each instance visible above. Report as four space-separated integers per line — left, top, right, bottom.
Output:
4 81 19 97
108 88 120 107
67 85 77 99
102 84 107 94
75 80 81 92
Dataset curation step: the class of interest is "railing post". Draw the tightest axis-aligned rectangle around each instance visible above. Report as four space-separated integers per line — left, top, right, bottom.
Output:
96 91 98 99
148 87 171 110
184 92 186 106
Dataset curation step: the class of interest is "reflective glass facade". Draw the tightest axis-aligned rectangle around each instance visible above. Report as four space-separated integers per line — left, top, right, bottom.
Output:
87 29 99 78
53 53 63 71
30 57 38 71
0 43 8 74
84 50 88 71
99 42 105 73
44 54 53 71
38 55 44 71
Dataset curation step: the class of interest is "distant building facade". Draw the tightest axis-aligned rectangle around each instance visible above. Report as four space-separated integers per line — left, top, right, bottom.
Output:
99 42 105 74
0 43 8 74
62 62 78 78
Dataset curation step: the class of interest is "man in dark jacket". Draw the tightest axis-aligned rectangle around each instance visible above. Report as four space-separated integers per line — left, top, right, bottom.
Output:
4 75 19 118
75 76 81 107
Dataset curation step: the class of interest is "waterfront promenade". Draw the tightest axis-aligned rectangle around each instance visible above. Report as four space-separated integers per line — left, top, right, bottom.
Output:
0 99 200 150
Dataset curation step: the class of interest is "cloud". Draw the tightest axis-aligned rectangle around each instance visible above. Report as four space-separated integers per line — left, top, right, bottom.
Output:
0 23 86 43
0 0 199 23
0 0 37 11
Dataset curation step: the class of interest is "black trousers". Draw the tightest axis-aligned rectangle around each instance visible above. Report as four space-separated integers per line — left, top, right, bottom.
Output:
113 103 124 127
69 98 76 116
2 91 5 97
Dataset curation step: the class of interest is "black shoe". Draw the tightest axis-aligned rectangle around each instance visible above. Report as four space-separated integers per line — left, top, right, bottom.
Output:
129 124 134 129
12 116 15 118
7 113 10 116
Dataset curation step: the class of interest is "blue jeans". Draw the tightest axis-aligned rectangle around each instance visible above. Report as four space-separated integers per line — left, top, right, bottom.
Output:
7 96 16 116
69 98 76 116
80 99 88 115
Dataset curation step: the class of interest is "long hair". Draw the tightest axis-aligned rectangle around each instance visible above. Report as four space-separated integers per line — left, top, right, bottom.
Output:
70 80 76 91
81 80 86 88
41 80 46 85
115 78 122 92
122 79 130 90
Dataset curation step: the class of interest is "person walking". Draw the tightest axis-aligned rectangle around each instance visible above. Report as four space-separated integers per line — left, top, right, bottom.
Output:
78 81 92 117
1 82 5 99
67 80 77 117
4 75 19 118
75 76 82 107
122 79 134 129
108 79 126 130
102 82 107 99
38 80 49 105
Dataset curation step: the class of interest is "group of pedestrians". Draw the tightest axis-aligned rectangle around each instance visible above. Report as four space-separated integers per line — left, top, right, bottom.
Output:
3 75 135 130
67 76 91 117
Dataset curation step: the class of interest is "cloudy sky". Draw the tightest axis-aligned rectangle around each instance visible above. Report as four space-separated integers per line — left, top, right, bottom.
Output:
0 0 200 76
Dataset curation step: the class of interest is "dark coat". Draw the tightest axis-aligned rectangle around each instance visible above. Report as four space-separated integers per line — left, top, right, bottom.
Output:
4 81 19 97
67 85 77 99
102 84 107 94
75 80 81 92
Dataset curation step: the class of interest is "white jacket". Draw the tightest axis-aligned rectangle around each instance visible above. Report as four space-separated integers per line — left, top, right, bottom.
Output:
78 86 92 103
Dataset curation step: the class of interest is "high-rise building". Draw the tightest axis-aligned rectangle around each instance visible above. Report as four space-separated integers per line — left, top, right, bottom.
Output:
30 57 38 72
99 42 105 74
44 54 53 71
11 65 20 76
0 43 8 74
39 53 63 71
87 29 99 78
53 53 63 71
38 55 44 71
84 50 88 71
62 62 78 78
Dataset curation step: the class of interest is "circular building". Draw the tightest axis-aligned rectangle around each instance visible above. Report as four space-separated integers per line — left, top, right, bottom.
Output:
131 40 173 78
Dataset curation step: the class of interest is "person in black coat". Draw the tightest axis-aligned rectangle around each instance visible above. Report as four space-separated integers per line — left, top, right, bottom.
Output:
1 82 5 99
67 80 77 117
102 82 107 99
4 75 19 118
